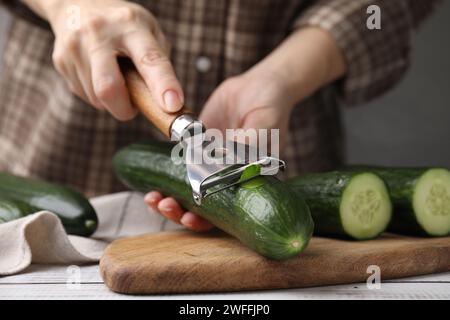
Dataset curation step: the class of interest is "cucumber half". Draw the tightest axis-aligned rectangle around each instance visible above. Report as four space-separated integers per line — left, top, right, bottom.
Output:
288 171 392 240
412 168 450 236
340 173 392 239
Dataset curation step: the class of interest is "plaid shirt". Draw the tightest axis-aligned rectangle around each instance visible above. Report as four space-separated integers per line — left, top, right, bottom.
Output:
0 0 439 196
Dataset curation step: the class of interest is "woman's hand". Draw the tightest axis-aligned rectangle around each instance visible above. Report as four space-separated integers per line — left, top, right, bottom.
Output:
36 0 184 120
144 27 346 232
144 65 297 232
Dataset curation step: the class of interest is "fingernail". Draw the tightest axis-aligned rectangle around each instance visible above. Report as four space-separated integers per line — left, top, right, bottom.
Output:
163 90 182 112
159 205 172 213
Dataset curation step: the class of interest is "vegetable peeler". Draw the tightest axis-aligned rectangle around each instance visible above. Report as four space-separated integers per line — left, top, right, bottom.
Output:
120 59 285 205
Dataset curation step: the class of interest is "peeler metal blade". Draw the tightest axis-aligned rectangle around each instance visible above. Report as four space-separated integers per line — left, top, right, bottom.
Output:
174 117 285 205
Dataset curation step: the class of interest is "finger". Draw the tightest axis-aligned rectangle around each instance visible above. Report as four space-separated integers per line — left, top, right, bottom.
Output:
65 62 90 103
199 88 228 132
157 197 185 224
52 48 89 102
240 108 288 152
90 48 137 120
144 191 163 211
123 32 184 112
155 30 171 56
72 51 103 109
180 212 214 232
62 36 103 109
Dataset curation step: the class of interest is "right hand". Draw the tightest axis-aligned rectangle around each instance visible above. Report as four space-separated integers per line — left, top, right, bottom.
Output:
43 0 184 120
37 0 204 229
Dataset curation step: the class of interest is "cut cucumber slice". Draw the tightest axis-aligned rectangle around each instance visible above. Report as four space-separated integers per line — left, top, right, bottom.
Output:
340 173 392 239
288 171 392 240
347 166 450 237
413 168 450 236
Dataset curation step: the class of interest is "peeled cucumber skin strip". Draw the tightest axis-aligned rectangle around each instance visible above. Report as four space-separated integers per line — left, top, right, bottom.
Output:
346 166 450 237
288 171 392 240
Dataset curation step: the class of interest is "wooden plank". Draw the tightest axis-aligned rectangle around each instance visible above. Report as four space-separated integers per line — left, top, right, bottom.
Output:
0 265 103 284
0 284 127 300
1 265 449 299
1 282 449 300
2 265 449 284
100 231 450 294
386 272 450 283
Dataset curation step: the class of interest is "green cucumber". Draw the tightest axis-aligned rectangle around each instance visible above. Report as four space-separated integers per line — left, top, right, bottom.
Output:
0 172 98 236
113 141 314 260
288 171 392 240
349 167 450 236
0 196 38 223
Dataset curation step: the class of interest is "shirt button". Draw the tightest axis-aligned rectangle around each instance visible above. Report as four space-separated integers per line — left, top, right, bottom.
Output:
196 56 212 73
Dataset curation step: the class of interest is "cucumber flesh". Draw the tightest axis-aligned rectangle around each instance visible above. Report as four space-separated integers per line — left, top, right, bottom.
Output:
340 173 392 239
413 168 450 236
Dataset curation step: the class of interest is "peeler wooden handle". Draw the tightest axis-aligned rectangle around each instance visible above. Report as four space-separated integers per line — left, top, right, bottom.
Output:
119 58 190 138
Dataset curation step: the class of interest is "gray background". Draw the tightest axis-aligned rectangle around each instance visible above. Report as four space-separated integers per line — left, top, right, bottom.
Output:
0 4 449 167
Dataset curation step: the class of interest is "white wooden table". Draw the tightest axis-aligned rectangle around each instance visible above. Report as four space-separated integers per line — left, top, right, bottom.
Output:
0 264 449 300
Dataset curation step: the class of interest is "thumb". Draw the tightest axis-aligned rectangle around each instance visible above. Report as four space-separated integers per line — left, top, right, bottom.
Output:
199 90 228 132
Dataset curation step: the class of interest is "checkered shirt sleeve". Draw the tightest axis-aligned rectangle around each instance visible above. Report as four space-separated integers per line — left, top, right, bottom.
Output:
294 0 441 105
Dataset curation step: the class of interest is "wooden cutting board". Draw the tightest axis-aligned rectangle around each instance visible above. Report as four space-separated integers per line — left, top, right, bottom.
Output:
100 231 450 294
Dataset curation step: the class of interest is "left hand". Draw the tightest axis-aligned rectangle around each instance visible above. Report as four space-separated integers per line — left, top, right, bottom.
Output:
144 66 296 232
144 27 347 232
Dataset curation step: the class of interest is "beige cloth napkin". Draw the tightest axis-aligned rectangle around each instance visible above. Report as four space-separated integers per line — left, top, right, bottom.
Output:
0 192 182 276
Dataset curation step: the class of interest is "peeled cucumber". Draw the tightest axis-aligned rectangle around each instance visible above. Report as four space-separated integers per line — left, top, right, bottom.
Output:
113 141 314 260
